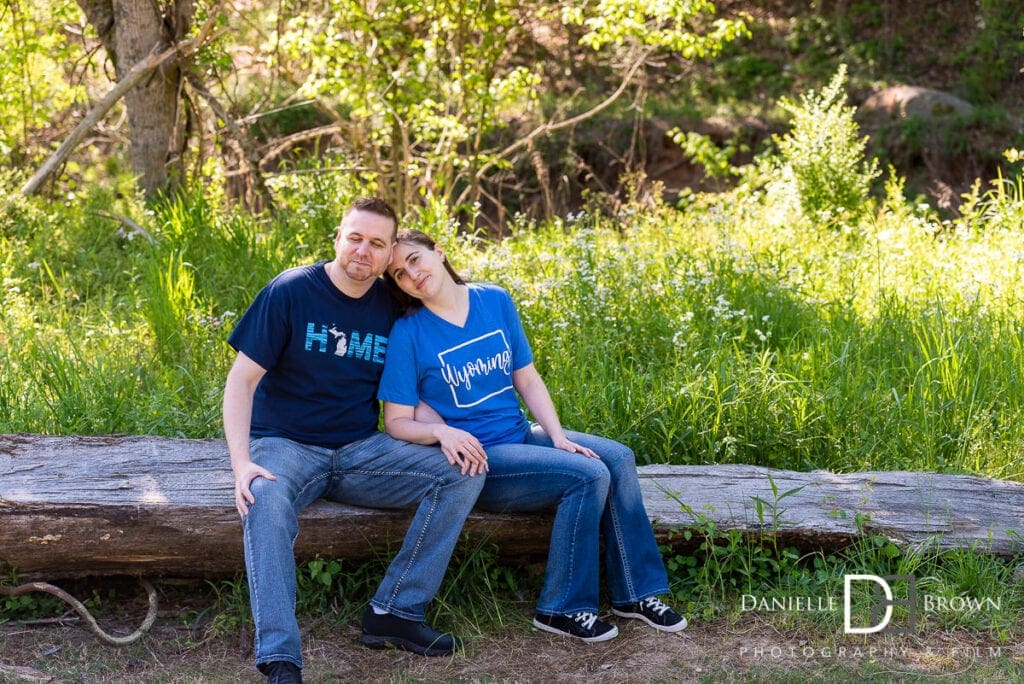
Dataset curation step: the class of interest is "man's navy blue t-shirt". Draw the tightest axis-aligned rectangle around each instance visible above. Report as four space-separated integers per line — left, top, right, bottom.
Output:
228 261 399 448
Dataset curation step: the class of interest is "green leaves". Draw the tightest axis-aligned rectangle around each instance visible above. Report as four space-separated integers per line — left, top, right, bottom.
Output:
280 0 536 211
0 0 85 163
267 0 748 213
567 0 748 56
774 64 880 225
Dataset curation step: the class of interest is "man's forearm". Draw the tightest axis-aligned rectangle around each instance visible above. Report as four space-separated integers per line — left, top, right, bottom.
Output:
223 371 257 470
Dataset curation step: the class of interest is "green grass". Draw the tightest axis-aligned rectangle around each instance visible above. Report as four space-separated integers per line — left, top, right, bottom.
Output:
436 174 1024 482
4 142 1024 471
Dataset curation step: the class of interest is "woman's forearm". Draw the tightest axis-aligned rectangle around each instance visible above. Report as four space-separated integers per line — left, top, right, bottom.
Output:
513 364 567 442
383 401 488 475
384 414 446 446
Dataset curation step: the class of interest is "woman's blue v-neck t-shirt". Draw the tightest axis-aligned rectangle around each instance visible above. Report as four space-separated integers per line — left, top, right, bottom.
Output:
378 283 534 447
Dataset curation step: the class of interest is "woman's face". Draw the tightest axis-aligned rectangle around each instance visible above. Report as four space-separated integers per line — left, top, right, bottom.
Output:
388 240 448 300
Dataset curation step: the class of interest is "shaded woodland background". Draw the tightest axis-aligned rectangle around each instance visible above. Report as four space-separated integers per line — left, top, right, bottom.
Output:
3 0 1021 227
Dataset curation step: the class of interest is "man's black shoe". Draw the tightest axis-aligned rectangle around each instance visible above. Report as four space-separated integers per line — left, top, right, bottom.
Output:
259 660 302 684
532 611 618 642
360 606 462 656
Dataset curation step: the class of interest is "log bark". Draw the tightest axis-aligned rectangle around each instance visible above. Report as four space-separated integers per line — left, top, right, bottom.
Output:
1 434 1022 580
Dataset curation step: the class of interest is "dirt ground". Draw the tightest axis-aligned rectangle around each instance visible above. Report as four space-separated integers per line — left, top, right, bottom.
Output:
1 584 1022 683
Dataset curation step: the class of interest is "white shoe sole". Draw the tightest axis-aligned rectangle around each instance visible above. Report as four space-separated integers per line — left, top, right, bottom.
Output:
611 607 688 633
532 617 619 642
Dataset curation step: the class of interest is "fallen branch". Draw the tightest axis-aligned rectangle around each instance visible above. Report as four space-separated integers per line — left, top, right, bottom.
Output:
91 210 156 244
20 13 224 197
260 123 344 165
0 579 158 647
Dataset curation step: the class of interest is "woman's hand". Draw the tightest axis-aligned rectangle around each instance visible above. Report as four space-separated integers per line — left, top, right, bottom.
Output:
435 425 489 476
553 437 599 459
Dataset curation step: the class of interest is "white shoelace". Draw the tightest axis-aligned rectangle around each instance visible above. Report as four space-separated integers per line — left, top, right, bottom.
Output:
572 612 599 630
642 596 671 616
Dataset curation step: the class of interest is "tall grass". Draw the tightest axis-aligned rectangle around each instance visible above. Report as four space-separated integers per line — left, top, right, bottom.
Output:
3 82 1024 653
0 183 310 436
2 164 1022 480
443 180 1024 482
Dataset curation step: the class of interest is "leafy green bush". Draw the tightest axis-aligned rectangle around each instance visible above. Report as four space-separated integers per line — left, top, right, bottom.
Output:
773 64 879 225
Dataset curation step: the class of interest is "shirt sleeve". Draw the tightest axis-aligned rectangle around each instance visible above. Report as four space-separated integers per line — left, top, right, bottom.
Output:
377 318 421 406
498 287 534 370
227 277 290 372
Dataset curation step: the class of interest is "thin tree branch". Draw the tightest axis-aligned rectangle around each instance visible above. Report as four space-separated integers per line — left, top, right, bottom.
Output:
455 46 655 208
0 579 158 647
260 123 343 164
182 66 276 213
21 10 224 197
91 209 157 243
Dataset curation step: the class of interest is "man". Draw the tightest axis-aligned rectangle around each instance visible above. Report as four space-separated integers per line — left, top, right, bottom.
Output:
223 197 486 683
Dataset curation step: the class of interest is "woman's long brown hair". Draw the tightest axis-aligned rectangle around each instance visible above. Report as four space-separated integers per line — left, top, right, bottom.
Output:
383 229 467 315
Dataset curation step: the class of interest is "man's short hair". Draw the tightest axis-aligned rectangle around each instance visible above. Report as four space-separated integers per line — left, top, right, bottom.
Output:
343 197 399 239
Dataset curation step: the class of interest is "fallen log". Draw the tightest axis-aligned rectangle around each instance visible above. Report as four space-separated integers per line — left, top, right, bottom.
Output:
1 434 1022 580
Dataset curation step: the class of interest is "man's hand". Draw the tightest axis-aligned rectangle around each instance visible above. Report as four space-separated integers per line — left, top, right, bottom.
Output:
435 426 488 476
234 460 277 516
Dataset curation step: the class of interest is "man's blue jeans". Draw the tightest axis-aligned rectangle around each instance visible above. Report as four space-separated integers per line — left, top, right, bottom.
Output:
477 425 669 616
242 433 484 670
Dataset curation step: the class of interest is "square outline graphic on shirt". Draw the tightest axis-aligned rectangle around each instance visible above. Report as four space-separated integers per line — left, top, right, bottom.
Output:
436 329 515 408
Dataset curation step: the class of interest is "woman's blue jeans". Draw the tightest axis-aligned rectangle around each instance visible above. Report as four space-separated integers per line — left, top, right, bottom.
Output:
478 425 669 616
242 433 484 670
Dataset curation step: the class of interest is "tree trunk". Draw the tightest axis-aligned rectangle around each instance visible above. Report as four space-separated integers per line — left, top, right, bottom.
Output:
2 434 1023 580
76 0 194 199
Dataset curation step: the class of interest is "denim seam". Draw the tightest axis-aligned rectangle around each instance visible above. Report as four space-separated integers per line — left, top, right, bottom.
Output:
633 587 671 604
255 654 302 669
539 470 601 614
379 475 443 617
552 479 584 614
297 472 332 502
483 470 604 481
607 493 637 602
244 517 305 669
340 468 449 482
483 468 604 614
336 466 453 620
536 602 599 616
243 515 262 660
246 462 320 668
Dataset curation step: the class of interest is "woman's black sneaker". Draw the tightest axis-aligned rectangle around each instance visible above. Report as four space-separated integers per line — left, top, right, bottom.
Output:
360 607 462 656
532 611 618 642
611 596 688 632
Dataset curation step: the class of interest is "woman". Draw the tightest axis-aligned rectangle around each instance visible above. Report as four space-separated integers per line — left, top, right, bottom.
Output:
377 229 686 642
